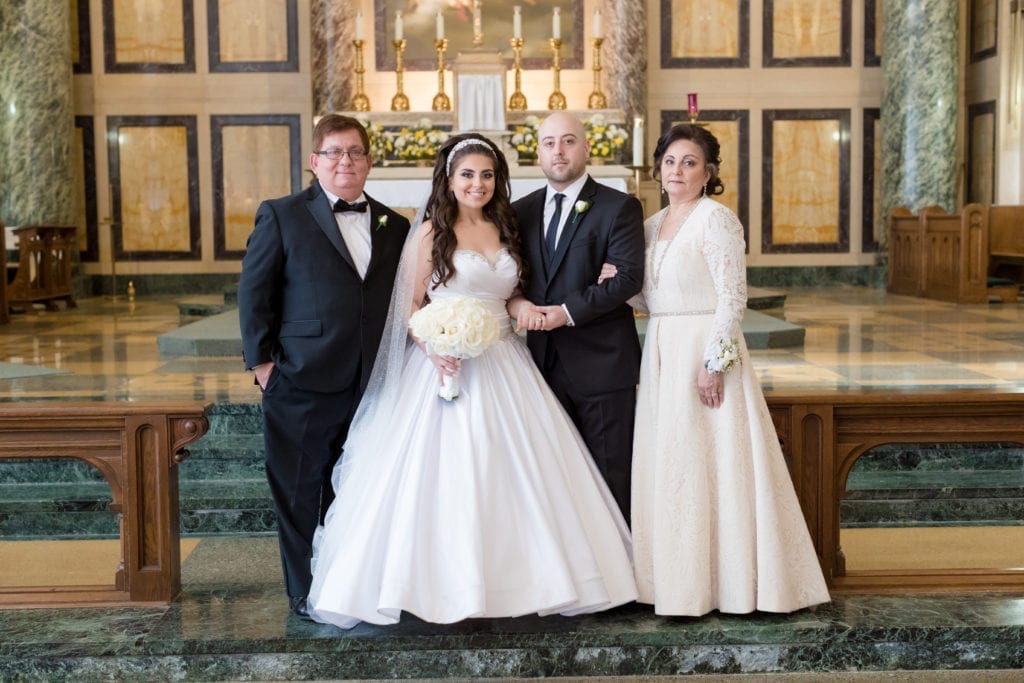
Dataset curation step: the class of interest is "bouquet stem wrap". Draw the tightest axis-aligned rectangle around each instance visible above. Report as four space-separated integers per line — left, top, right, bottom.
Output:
409 296 502 400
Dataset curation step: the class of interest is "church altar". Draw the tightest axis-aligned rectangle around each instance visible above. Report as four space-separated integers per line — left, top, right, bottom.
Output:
365 162 631 210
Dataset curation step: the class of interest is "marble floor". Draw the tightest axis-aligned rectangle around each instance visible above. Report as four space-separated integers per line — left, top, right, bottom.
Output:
0 285 1022 404
2 287 1024 680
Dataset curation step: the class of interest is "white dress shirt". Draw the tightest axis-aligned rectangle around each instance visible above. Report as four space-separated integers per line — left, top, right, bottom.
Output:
324 190 371 279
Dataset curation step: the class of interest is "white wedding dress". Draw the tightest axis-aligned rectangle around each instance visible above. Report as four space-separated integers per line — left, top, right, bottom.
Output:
631 198 830 616
308 248 637 629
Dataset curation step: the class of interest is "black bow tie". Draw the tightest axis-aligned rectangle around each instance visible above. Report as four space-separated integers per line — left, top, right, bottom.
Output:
333 198 368 213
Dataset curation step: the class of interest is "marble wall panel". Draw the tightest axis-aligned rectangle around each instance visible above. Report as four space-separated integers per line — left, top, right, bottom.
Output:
661 0 749 68
862 108 880 253
763 110 850 253
659 110 749 244
107 117 200 259
373 0 584 71
209 0 298 72
864 0 881 66
103 0 195 72
212 115 302 259
764 0 850 67
970 0 997 62
72 0 92 74
74 116 99 262
967 101 996 205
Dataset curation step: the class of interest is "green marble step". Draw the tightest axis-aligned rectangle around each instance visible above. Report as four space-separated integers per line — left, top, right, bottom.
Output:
852 443 1024 472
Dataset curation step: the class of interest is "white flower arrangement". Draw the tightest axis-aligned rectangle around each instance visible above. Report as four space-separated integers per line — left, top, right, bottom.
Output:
510 115 541 161
356 116 393 161
704 338 741 374
409 295 502 400
584 114 629 160
393 118 449 162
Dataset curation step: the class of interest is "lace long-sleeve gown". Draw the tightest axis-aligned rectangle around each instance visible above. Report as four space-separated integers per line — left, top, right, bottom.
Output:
308 248 637 629
631 198 829 616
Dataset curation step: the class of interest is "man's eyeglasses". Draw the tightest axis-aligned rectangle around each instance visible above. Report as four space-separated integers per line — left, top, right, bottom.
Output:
315 147 368 161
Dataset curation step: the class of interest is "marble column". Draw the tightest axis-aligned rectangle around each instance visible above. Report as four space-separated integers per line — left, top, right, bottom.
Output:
603 0 646 126
0 0 75 225
880 0 959 230
311 0 356 114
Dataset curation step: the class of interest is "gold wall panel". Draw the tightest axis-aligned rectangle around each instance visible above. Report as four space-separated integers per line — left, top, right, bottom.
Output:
221 125 293 252
772 0 843 58
670 0 740 59
702 120 740 219
216 0 289 63
971 0 997 58
969 110 994 204
71 0 81 60
113 0 186 64
771 119 840 244
119 126 191 252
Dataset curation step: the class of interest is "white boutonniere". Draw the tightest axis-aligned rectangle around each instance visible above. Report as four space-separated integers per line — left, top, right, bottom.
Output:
571 200 591 224
376 214 388 231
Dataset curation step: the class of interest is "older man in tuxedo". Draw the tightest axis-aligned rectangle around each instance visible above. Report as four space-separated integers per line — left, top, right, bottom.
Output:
509 111 645 523
238 115 410 619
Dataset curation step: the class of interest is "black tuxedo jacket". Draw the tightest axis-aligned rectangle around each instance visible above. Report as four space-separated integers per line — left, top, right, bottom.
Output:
513 176 645 396
238 181 411 394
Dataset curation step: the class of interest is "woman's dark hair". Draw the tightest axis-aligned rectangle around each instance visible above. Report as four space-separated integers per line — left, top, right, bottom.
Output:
426 133 526 289
651 124 725 196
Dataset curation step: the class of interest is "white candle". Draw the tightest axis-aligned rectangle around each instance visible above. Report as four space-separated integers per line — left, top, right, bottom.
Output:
395 11 403 41
355 11 364 40
593 8 602 39
552 7 561 39
436 11 444 40
513 5 522 39
632 117 644 167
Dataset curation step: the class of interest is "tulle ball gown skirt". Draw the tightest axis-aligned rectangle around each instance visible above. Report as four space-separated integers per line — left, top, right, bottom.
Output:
308 334 638 629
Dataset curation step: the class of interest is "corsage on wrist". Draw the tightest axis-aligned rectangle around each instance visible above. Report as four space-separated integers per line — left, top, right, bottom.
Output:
704 337 741 374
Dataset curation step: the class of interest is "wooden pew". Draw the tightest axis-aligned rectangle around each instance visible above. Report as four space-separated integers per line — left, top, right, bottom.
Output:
6 225 77 311
0 402 210 607
887 204 1020 303
988 205 1024 287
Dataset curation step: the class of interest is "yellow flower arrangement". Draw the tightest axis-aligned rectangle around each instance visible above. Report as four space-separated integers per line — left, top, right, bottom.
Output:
584 114 629 160
393 118 449 162
356 116 394 161
510 115 541 161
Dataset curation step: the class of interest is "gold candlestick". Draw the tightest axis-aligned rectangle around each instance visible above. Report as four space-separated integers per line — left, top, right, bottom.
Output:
587 37 606 109
391 39 410 111
548 38 566 110
432 39 451 111
508 37 527 110
352 39 370 112
689 109 700 125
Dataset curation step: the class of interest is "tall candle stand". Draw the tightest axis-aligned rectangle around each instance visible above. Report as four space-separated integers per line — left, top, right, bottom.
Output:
432 39 451 111
391 39 410 111
352 39 370 112
508 37 527 110
587 37 607 109
689 108 700 125
547 38 566 110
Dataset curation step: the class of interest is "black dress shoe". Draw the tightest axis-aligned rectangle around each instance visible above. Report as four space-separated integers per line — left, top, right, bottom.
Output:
289 596 313 620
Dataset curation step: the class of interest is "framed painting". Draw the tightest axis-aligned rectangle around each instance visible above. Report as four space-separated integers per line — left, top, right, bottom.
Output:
659 109 750 248
374 0 583 71
763 0 850 67
762 109 850 254
661 0 749 68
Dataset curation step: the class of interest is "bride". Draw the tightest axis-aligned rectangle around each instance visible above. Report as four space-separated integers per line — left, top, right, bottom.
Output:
307 133 637 629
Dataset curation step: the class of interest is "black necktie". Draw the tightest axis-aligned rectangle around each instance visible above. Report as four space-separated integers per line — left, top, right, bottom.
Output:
545 193 565 262
333 198 368 213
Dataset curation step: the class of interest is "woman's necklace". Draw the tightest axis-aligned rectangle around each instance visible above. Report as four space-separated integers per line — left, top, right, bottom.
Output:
649 197 703 289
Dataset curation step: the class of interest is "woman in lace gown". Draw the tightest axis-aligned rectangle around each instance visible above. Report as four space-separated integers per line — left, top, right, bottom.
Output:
630 125 829 616
307 134 637 629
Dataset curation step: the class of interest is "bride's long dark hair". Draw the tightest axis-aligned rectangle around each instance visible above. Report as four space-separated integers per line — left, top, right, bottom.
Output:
425 133 525 290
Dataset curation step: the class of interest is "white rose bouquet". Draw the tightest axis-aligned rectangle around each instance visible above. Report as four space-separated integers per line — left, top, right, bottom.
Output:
409 296 502 400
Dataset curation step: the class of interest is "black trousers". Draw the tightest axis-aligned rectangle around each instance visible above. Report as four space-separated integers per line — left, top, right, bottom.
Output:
260 369 360 600
542 344 635 525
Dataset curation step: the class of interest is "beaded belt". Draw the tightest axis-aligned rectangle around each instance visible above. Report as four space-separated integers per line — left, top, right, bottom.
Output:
649 309 715 317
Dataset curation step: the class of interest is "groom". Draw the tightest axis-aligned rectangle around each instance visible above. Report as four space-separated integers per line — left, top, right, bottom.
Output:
509 111 645 523
238 115 411 619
